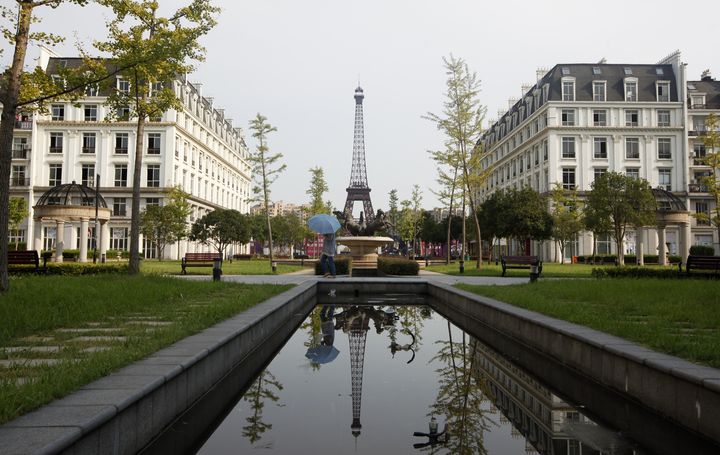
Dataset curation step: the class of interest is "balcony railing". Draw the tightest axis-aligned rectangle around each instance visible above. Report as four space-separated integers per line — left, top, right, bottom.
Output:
11 148 30 159
49 147 63 154
82 147 95 154
689 183 709 193
14 121 32 130
115 147 128 155
147 148 161 155
10 177 30 187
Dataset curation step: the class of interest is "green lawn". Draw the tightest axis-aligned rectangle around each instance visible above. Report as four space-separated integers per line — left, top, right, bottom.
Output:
140 258 306 275
428 261 675 278
0 275 291 424
457 279 720 368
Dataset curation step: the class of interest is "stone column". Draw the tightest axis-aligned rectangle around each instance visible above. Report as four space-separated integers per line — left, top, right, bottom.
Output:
34 219 43 253
101 222 109 258
55 220 65 263
79 218 89 262
636 227 644 266
657 225 667 266
681 221 691 265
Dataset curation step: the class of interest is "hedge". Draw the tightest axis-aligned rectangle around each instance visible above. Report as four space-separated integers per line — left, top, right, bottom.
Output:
591 266 680 279
378 257 419 275
9 263 128 276
314 256 352 275
690 245 715 256
578 254 681 265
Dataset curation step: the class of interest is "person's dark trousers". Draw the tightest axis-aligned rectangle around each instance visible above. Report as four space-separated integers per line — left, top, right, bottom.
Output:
321 254 336 276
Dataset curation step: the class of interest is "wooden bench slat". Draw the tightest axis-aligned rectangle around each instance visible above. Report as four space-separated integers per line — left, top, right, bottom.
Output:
8 251 47 273
685 255 720 276
500 255 542 277
181 253 221 274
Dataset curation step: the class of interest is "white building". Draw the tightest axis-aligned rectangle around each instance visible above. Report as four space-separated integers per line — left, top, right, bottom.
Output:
8 47 253 260
478 51 701 263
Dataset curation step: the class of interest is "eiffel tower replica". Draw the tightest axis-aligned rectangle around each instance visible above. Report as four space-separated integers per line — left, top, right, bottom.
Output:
343 86 375 223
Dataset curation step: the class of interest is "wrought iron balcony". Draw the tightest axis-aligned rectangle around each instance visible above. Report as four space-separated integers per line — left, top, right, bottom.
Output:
10 177 30 187
689 183 709 193
11 148 30 159
14 120 32 129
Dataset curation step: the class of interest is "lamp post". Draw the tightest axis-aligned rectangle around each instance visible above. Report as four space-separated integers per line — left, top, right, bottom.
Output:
93 174 100 263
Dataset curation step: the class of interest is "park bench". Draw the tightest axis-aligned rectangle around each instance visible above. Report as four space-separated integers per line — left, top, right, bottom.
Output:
500 255 542 277
684 255 720 277
8 250 47 273
181 252 221 275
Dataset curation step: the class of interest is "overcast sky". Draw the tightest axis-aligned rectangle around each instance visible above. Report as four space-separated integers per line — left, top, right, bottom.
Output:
22 0 720 213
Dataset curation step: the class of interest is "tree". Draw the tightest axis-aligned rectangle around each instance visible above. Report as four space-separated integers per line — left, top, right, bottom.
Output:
429 144 462 264
585 172 656 266
8 197 29 250
96 0 218 275
0 0 101 292
271 212 309 257
397 185 423 258
504 187 552 253
248 114 286 270
189 209 250 259
306 166 331 216
549 184 584 264
388 189 399 237
426 55 488 268
698 113 720 251
478 191 508 261
140 186 191 260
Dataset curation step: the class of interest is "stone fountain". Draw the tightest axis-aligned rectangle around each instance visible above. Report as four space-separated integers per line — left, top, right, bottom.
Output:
334 210 393 277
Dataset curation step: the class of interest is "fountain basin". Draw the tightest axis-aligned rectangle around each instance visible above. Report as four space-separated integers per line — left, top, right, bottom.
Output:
337 236 393 275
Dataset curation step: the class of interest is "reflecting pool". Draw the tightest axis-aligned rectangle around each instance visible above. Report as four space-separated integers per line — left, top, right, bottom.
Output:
195 295 651 454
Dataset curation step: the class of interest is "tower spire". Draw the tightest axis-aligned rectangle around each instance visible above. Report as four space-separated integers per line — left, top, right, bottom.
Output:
344 85 375 222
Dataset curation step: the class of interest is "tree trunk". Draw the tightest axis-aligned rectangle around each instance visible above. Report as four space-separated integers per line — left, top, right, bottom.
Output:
129 89 146 274
0 4 32 293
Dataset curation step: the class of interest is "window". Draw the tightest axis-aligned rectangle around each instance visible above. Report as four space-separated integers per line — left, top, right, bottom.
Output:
562 80 575 101
85 84 99 96
592 67 602 75
624 67 633 75
593 109 607 126
561 67 570 75
117 78 130 94
656 68 664 75
145 197 160 206
81 164 95 186
594 168 607 180
43 227 56 251
625 110 639 127
561 109 575 126
49 132 63 153
543 140 548 161
694 143 706 165
656 82 670 102
11 165 26 186
110 227 129 251
626 138 640 159
693 116 706 132
49 164 62 186
82 132 96 154
625 79 638 101
593 137 608 159
147 133 161 154
696 202 710 225
562 168 576 190
657 110 670 127
84 105 97 121
115 133 129 154
113 198 127 216
51 104 65 121
150 81 163 97
592 81 606 101
562 137 576 158
118 106 131 120
114 164 128 187
147 164 160 187
691 96 706 109
659 168 672 190
658 138 672 159
626 168 640 179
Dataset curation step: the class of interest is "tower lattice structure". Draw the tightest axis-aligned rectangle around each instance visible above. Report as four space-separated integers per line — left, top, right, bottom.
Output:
348 310 369 438
344 86 375 222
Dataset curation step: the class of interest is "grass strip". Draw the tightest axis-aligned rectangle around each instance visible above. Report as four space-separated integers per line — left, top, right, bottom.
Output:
140 258 305 275
0 275 291 424
456 279 720 369
429 261 675 278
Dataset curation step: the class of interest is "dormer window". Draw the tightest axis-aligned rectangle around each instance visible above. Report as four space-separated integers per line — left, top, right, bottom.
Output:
592 67 602 75
656 81 670 102
561 67 570 75
624 67 633 75
691 95 706 109
656 68 664 75
624 78 638 101
561 78 576 101
593 81 606 102
117 78 130 95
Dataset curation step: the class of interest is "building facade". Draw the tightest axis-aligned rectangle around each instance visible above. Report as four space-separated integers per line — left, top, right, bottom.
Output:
8 47 252 260
477 51 716 263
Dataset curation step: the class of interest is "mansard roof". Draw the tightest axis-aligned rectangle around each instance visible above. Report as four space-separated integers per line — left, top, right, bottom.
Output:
688 79 720 109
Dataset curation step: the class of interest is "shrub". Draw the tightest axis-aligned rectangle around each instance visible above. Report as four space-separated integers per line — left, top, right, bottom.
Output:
592 266 680 279
378 257 419 275
314 256 352 275
62 249 79 260
690 245 715 256
45 263 129 275
8 242 27 251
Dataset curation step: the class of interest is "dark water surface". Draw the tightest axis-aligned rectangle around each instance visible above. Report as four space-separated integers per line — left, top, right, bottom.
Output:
193 295 653 454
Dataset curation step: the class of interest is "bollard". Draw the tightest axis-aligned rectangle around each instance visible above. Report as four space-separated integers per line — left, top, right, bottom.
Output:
459 259 465 274
101 253 106 263
530 264 539 282
213 258 222 282
271 261 277 273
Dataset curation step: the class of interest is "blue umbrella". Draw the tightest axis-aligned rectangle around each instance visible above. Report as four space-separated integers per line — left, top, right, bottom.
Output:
305 345 340 364
307 214 341 234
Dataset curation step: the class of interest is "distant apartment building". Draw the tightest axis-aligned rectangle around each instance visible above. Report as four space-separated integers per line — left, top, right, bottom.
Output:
477 51 717 262
7 47 252 259
250 201 309 220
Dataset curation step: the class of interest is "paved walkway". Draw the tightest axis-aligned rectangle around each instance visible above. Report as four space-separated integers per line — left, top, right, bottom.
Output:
179 268 530 286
